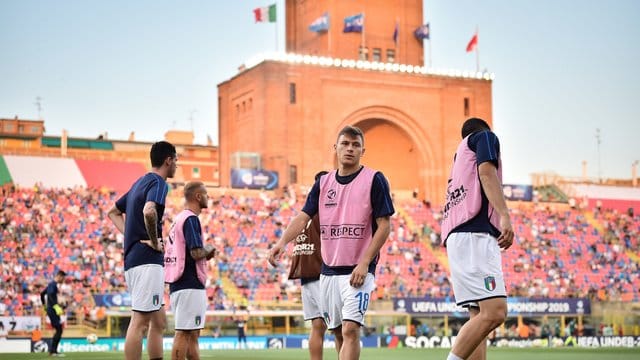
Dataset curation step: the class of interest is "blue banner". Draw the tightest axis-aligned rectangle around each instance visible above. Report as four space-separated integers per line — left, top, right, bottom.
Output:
92 293 132 308
502 184 533 201
230 169 279 190
33 336 271 353
394 297 591 315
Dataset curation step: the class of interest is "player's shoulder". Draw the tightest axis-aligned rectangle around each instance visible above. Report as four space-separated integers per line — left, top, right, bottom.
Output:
468 130 498 149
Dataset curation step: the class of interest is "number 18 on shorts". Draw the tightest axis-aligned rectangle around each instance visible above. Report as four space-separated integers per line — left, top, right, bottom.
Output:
320 273 375 330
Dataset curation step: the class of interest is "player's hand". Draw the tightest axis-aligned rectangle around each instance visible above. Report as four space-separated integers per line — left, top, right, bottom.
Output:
205 244 217 260
53 304 64 316
141 238 164 252
350 263 368 288
497 215 514 250
41 308 47 317
267 243 284 267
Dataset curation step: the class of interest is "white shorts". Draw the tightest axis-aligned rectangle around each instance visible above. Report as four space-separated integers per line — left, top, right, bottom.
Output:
446 232 507 307
319 273 375 330
125 264 165 312
301 280 322 321
170 289 207 330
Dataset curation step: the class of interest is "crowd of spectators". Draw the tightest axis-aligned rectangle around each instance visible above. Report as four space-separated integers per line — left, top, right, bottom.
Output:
1 183 638 322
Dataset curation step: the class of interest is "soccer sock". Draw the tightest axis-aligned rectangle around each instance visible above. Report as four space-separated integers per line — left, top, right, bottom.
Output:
446 352 463 360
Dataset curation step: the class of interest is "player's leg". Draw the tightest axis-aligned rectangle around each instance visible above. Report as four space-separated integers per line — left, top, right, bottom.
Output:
446 233 507 360
302 280 326 360
48 312 62 355
187 329 201 360
320 274 344 355
466 306 487 360
172 330 189 360
148 306 167 359
125 311 151 360
332 326 343 353
339 273 375 360
309 318 326 360
450 298 505 359
340 320 361 360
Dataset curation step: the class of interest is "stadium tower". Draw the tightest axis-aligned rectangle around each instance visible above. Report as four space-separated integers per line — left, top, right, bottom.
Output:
218 0 494 203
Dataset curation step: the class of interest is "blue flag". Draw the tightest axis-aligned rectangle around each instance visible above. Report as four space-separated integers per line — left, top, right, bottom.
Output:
309 12 329 32
343 13 363 33
414 23 430 40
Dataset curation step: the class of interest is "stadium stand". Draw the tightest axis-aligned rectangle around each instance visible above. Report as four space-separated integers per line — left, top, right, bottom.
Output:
1 174 639 324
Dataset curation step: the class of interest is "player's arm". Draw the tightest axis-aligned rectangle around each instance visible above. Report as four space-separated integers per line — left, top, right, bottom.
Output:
267 211 311 267
478 162 513 249
107 206 125 234
108 192 128 234
39 288 46 306
351 172 394 287
351 216 390 287
142 201 161 250
184 216 216 260
268 180 319 267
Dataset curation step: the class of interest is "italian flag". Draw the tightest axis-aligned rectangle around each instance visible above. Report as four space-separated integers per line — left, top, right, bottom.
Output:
254 4 276 23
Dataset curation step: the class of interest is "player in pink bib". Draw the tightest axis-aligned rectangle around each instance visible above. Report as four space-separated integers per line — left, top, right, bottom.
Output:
165 181 217 360
270 126 394 360
441 118 514 360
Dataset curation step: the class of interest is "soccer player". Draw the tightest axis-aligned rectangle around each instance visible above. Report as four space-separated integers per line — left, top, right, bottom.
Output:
165 181 216 360
40 270 66 357
440 118 514 360
272 126 394 360
268 171 328 360
108 140 177 360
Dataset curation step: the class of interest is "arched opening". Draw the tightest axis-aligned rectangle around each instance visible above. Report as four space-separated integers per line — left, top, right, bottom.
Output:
334 119 419 197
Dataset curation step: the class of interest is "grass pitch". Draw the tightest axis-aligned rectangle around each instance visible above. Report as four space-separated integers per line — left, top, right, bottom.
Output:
3 347 640 359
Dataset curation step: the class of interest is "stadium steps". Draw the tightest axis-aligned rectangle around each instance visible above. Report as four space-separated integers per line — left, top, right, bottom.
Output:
626 250 640 265
583 211 605 234
535 184 569 203
220 274 247 307
421 238 449 273
396 205 450 272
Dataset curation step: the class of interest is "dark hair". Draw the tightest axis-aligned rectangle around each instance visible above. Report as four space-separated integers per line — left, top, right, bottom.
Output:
461 118 491 139
56 270 66 277
314 171 329 182
150 141 177 168
336 125 364 145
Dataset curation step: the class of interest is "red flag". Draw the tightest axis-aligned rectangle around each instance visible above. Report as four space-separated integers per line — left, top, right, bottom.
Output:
466 32 478 52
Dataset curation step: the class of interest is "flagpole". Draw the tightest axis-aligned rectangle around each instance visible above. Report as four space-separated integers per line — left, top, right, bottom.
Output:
361 12 366 56
275 16 279 52
328 21 332 55
395 18 399 63
475 26 479 72
428 38 432 68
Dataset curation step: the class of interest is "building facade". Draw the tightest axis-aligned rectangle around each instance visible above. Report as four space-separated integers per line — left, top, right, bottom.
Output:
218 0 493 202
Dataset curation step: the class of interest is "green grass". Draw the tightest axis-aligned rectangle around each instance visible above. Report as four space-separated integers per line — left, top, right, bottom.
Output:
3 348 640 360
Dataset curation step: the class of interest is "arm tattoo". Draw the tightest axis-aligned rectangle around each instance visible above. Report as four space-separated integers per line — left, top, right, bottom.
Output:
190 248 208 260
143 206 159 247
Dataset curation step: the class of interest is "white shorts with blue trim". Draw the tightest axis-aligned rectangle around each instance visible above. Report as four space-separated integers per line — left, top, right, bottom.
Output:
124 264 164 312
170 289 207 330
446 232 507 307
319 273 375 330
302 280 322 321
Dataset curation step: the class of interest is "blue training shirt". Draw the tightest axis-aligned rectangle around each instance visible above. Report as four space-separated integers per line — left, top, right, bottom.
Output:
41 281 58 310
302 166 395 276
453 130 501 237
115 172 169 270
169 215 206 293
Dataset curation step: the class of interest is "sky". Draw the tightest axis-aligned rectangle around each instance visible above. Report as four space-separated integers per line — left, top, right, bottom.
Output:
1 0 639 184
